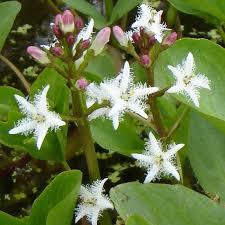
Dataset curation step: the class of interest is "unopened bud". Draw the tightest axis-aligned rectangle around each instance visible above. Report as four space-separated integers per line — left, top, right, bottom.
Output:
140 54 150 67
163 32 177 46
132 32 141 43
74 17 84 30
80 40 90 51
90 27 111 55
113 26 128 47
52 25 62 38
61 10 75 34
76 78 88 90
66 33 75 45
27 46 51 64
148 36 157 46
55 14 63 26
52 47 64 57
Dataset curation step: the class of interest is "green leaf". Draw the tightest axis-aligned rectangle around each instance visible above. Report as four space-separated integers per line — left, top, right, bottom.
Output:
0 211 26 225
154 38 225 123
188 111 225 202
0 86 23 121
64 0 107 29
168 0 225 25
126 214 151 225
0 1 21 51
109 0 142 24
110 182 225 225
90 118 144 155
28 170 82 225
86 53 117 80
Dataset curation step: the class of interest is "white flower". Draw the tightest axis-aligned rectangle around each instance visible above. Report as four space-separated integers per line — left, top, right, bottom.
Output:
167 52 211 107
9 85 66 150
132 132 184 183
86 61 159 129
75 178 113 225
130 3 169 43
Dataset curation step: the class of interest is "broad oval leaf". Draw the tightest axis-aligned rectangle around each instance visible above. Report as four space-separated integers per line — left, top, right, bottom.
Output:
28 170 82 225
109 0 142 24
154 38 225 123
90 118 144 155
188 111 225 202
64 0 107 29
0 86 23 120
0 1 21 51
110 182 225 225
126 214 151 225
0 211 26 225
168 0 225 25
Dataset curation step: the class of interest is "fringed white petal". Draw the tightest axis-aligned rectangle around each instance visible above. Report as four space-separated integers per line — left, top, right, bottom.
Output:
144 165 160 183
184 52 195 75
14 95 36 116
88 107 110 121
163 161 180 181
34 85 50 114
35 123 49 150
164 143 184 160
9 120 36 135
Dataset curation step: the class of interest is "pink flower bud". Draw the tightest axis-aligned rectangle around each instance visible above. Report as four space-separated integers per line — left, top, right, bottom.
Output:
60 10 75 34
90 27 111 55
74 17 84 30
52 25 62 38
27 46 51 64
76 78 88 90
66 33 75 45
148 36 157 46
113 26 128 47
140 54 151 67
163 32 177 46
55 14 63 26
81 40 90 51
52 47 64 57
132 32 141 43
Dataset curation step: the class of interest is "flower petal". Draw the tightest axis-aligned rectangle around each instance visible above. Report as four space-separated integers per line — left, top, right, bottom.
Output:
144 164 160 183
167 84 184 93
14 95 36 116
131 153 153 165
185 87 200 107
120 61 132 93
91 208 100 225
88 107 110 121
35 124 49 150
127 102 148 119
163 161 180 181
9 120 36 135
164 143 184 159
148 132 162 154
191 74 210 90
168 65 183 80
184 52 194 75
34 85 50 114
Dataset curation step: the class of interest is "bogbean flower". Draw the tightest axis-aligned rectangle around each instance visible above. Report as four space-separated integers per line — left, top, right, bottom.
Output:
86 61 159 129
9 85 65 150
129 3 169 43
166 52 211 107
75 178 113 225
132 132 184 183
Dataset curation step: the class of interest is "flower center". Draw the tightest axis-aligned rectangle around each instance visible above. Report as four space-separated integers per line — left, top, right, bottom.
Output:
33 113 46 123
121 89 134 101
184 74 195 85
83 197 97 206
154 155 163 166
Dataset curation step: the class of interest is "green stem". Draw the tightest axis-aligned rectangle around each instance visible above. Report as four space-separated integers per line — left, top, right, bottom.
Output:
46 0 61 14
61 115 79 122
0 54 30 94
71 90 100 181
62 161 71 170
146 67 167 138
104 0 113 19
218 25 225 44
165 106 189 140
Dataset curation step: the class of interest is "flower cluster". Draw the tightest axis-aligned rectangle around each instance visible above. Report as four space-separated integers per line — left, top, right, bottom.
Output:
75 178 113 225
86 61 159 129
27 10 110 70
132 132 184 183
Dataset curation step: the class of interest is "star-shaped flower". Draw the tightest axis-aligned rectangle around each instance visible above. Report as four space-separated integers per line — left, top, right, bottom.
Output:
86 61 159 129
9 85 66 150
130 3 169 43
167 52 211 107
132 132 184 183
75 178 113 225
